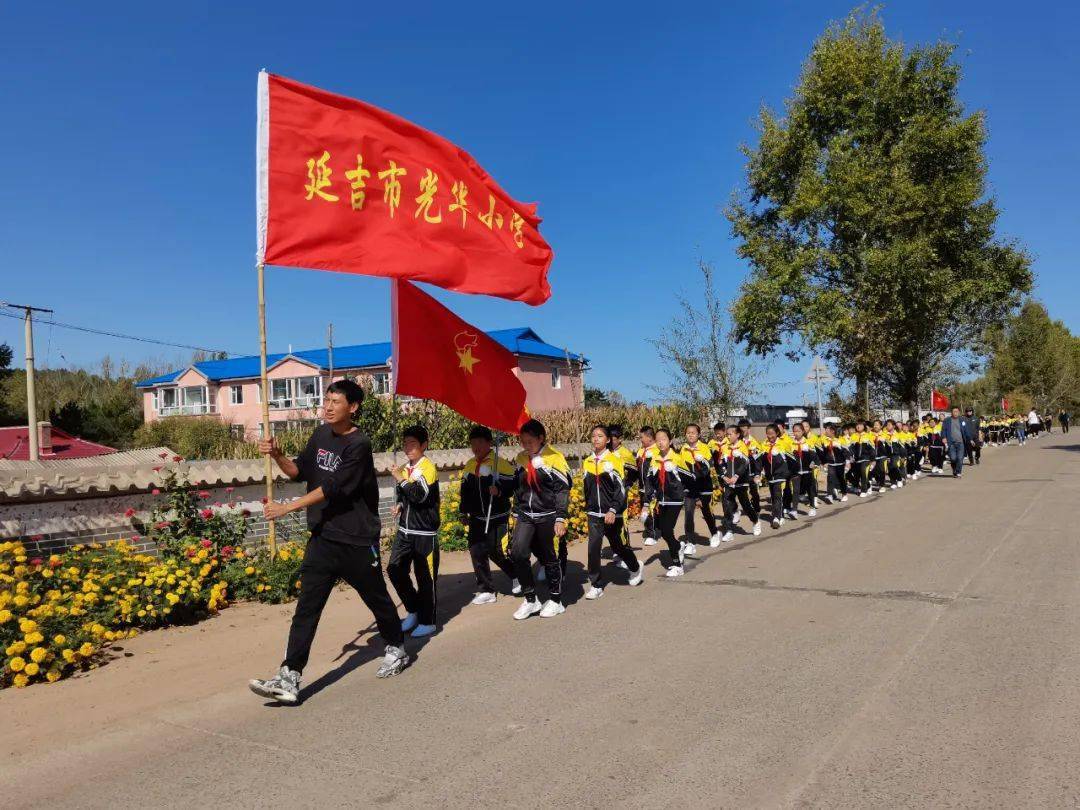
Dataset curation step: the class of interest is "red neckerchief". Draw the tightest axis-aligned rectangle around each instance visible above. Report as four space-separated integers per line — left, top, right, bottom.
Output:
524 455 540 490
657 451 668 489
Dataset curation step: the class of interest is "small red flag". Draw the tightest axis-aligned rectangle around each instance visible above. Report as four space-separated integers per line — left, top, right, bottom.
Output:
931 389 950 412
256 72 553 305
1001 397 1009 412
391 280 529 434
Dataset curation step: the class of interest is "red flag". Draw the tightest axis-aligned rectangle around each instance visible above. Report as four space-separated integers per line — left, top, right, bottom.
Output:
391 280 529 434
931 389 950 412
1001 397 1009 412
256 72 553 305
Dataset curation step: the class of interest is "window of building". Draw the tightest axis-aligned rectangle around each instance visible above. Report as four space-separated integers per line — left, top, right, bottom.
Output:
229 424 246 440
371 371 391 395
269 376 323 409
551 367 562 389
229 384 244 405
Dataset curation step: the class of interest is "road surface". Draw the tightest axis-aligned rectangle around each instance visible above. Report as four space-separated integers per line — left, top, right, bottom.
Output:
3 434 1079 807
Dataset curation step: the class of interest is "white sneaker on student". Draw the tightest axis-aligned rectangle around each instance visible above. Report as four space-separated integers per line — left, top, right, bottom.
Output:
628 564 645 586
721 530 734 543
709 531 722 548
840 495 849 502
643 536 658 546
410 623 437 638
401 612 419 633
666 565 684 578
471 592 497 606
809 508 817 517
753 522 762 536
771 517 781 529
513 599 542 620
859 491 868 498
539 600 565 618
682 542 697 558
249 666 300 703
732 510 742 524
511 579 522 596
584 586 604 600
890 484 897 490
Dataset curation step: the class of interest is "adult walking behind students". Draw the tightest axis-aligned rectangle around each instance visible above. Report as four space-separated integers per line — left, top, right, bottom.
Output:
249 380 408 705
942 407 972 478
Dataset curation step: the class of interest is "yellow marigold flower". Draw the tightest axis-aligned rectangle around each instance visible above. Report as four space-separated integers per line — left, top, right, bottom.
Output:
12 673 28 688
24 662 39 676
0 609 11 624
6 641 26 656
245 566 255 575
29 647 47 663
8 656 26 672
78 642 94 657
62 648 76 663
19 618 37 633
53 634 66 645
24 632 44 645
46 668 61 683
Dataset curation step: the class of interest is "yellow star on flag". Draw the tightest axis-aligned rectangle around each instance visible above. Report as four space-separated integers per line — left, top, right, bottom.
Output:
457 346 480 374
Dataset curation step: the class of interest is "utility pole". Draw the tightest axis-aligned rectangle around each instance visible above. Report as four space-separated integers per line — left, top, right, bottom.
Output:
2 301 54 461
805 357 834 430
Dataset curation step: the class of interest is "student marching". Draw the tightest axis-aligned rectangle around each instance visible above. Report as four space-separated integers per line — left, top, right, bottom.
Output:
251 404 1024 704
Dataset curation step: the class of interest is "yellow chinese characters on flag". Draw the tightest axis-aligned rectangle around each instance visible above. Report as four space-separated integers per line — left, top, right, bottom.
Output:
256 72 553 306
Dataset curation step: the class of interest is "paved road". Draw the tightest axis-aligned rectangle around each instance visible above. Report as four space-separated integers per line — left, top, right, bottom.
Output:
3 435 1079 808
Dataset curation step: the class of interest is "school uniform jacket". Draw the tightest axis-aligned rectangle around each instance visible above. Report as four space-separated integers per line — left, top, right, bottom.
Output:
851 431 876 463
717 441 754 488
644 449 695 507
758 437 792 483
791 437 817 475
818 436 849 467
459 453 517 522
680 441 715 496
396 456 441 537
611 444 638 489
513 445 572 523
582 449 628 518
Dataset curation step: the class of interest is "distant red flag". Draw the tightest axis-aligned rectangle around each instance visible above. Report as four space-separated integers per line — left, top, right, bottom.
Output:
391 281 529 434
1001 397 1009 412
932 389 950 412
256 72 553 305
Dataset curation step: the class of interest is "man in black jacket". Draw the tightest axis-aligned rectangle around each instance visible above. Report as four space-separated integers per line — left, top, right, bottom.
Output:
964 407 982 466
249 380 408 704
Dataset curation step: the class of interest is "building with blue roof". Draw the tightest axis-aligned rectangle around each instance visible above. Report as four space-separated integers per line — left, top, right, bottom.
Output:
137 328 586 437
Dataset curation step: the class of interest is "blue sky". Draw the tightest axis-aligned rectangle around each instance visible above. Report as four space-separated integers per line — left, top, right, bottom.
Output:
2 1 1077 405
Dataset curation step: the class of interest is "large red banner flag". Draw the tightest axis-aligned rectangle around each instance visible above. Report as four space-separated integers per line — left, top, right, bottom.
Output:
931 389 950 412
391 280 530 434
256 72 553 305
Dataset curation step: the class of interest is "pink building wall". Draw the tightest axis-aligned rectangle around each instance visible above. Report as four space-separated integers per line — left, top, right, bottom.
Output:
141 356 583 435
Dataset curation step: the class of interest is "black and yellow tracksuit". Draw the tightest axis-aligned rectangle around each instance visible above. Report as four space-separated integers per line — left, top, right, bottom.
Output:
926 424 946 469
582 449 640 587
387 456 441 626
510 445 572 604
850 431 875 493
681 440 719 540
818 436 849 499
636 443 659 541
790 437 818 510
644 448 695 568
459 453 517 595
717 440 760 528
758 437 792 523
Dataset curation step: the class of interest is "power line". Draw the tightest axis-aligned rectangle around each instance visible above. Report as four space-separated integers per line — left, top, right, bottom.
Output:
0 307 240 356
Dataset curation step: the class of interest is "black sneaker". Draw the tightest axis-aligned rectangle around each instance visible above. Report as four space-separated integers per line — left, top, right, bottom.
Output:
249 665 300 703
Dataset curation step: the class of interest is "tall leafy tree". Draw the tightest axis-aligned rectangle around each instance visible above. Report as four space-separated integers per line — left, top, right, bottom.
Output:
727 9 1032 413
984 301 1080 411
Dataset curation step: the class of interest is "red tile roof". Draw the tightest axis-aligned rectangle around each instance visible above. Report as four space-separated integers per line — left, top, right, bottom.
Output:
0 426 116 461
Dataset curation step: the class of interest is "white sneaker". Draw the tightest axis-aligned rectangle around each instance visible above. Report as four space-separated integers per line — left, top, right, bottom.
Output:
709 532 722 548
513 599 542 621
615 558 629 570
401 612 419 633
410 623 437 638
585 586 604 600
470 592 497 606
511 579 522 596
539 600 565 618
628 564 645 586
643 537 658 546
683 542 697 558
787 510 798 520
840 495 849 502
732 510 742 524
890 484 897 490
808 508 817 517
897 481 904 488
752 522 762 536
666 565 684 578
859 492 867 498
771 517 781 529
721 530 734 543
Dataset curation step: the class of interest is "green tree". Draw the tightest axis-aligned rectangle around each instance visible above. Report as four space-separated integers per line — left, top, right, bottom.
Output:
727 8 1031 415
984 301 1080 411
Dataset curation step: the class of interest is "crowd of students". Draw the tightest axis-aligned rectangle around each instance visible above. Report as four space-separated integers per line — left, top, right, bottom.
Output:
248 378 1027 704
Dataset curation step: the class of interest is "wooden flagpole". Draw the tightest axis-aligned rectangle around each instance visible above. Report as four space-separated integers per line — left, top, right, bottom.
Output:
257 262 277 556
